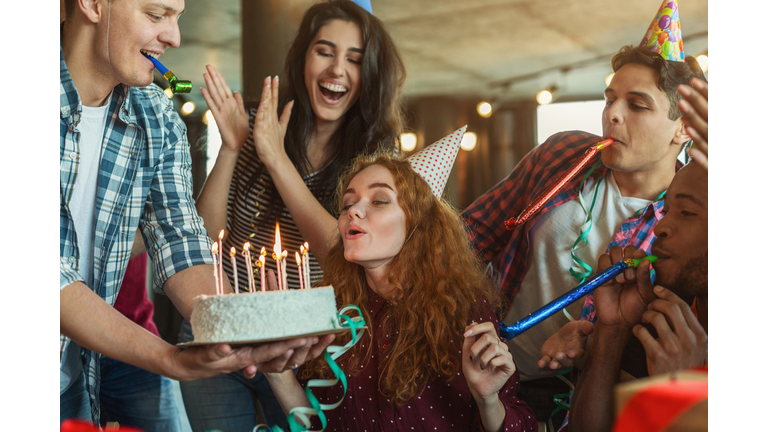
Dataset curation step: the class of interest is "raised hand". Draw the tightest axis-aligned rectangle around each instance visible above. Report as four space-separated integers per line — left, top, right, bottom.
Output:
201 64 249 153
462 322 516 403
538 320 594 371
252 76 295 168
633 286 707 376
592 246 657 329
677 78 708 170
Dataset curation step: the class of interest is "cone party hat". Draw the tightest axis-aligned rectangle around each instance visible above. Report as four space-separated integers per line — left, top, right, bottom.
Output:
639 0 685 62
406 126 466 198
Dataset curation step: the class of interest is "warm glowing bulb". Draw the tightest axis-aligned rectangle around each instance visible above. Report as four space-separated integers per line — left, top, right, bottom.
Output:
477 102 492 118
400 133 417 152
696 54 708 72
461 131 477 151
536 90 553 105
202 109 216 125
605 73 615 86
164 87 174 99
181 101 195 115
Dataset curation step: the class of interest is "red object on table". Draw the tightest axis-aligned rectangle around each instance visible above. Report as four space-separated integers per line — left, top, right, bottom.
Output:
61 419 145 432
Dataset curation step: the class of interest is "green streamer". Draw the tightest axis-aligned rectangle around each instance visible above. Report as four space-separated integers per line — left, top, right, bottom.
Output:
569 161 605 284
254 305 366 432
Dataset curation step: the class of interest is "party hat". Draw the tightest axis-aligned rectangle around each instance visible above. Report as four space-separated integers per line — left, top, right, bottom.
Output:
639 0 685 62
351 0 373 14
406 126 466 198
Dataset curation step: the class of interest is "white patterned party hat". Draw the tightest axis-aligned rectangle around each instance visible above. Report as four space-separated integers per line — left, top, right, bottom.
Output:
406 126 466 198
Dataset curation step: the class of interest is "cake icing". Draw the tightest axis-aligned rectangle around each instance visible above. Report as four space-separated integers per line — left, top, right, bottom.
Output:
190 286 341 343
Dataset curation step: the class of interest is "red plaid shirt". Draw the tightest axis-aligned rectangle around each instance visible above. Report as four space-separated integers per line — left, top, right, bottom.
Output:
462 130 678 317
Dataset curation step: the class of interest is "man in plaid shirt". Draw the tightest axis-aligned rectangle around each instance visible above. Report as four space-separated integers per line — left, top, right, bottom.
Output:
461 45 705 423
60 0 332 424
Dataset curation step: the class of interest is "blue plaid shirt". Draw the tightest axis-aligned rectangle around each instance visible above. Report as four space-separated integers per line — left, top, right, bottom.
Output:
60 45 212 422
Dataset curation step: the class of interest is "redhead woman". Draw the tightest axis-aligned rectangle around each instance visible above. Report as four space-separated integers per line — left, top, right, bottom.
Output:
179 1 406 430
265 153 538 432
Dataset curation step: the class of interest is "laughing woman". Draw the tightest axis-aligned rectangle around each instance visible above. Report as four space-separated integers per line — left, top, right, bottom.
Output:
264 153 538 432
178 1 406 431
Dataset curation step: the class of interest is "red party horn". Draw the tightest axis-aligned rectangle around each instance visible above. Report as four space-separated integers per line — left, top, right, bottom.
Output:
505 139 614 229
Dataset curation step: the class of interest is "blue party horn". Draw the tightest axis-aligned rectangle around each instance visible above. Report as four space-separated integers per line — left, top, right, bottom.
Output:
144 53 191 94
499 256 657 340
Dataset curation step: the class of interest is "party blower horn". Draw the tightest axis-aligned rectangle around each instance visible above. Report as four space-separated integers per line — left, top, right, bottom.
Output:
144 53 192 94
499 255 657 340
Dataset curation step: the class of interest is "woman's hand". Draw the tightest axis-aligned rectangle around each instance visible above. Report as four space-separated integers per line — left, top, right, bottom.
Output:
462 322 516 404
253 76 295 169
201 65 249 153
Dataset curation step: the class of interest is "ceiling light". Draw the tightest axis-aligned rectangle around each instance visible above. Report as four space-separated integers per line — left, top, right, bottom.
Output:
181 101 195 115
696 54 708 73
461 131 477 151
605 73 615 86
400 133 417 152
477 102 493 118
536 90 553 105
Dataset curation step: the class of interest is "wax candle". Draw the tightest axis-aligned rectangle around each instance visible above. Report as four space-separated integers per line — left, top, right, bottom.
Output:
296 252 304 290
259 255 266 292
281 250 288 290
230 247 238 294
243 243 254 293
273 223 283 291
211 243 220 295
302 242 310 288
218 230 225 295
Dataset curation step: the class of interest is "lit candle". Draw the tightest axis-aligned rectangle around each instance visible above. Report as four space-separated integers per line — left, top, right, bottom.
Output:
259 254 266 292
211 243 220 295
281 250 288 290
295 252 304 290
230 247 238 294
218 230 225 295
243 243 254 293
303 242 310 289
273 223 283 292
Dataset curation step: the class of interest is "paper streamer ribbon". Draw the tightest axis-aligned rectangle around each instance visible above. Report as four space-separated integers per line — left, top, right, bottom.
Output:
505 139 614 229
612 370 708 432
499 256 657 339
253 305 367 432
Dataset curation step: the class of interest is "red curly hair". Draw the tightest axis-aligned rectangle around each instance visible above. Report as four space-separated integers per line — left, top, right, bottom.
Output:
301 152 497 406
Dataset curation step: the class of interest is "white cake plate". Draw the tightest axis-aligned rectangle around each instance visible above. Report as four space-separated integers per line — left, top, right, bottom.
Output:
176 326 358 348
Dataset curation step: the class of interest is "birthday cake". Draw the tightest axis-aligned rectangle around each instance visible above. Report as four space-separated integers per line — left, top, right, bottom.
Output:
189 287 342 344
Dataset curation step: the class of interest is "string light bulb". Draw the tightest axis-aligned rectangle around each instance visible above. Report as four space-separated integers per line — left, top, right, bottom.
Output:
696 54 708 72
400 133 417 152
461 131 477 151
181 101 195 115
536 89 553 105
477 102 493 118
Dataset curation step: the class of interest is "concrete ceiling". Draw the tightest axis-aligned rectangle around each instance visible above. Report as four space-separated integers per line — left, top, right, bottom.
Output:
164 0 707 111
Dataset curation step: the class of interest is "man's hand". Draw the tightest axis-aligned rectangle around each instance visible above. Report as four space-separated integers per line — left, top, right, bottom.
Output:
592 246 657 329
677 78 708 170
538 320 594 371
633 286 707 376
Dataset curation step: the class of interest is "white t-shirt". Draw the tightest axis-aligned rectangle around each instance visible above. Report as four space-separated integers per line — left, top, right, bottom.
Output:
60 95 111 394
505 171 650 381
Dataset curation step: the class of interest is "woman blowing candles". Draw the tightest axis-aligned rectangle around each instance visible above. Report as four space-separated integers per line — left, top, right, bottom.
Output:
179 1 406 430
264 153 537 432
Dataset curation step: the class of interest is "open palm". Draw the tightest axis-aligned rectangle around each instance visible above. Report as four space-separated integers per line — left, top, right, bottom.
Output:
201 64 249 152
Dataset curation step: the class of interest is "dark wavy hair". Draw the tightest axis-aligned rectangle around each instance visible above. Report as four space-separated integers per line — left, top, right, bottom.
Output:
612 45 707 120
301 153 498 406
249 0 406 226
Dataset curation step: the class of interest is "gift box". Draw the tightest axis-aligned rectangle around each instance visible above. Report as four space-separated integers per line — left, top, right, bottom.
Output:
613 368 707 432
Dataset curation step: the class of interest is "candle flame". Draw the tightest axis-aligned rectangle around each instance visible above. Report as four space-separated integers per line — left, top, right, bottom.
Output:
274 223 282 256
211 242 218 253
230 247 236 257
218 229 225 240
295 251 301 265
304 242 309 252
260 246 267 256
300 245 305 253
282 250 287 259
259 255 265 264
243 242 251 253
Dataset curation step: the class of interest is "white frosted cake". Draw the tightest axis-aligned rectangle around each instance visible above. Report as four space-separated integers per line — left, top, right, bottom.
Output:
189 286 342 344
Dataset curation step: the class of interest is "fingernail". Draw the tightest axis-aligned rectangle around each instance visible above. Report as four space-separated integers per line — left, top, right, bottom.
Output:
464 329 473 336
678 99 690 112
678 85 691 96
627 268 636 280
692 79 705 90
654 285 664 293
216 346 228 356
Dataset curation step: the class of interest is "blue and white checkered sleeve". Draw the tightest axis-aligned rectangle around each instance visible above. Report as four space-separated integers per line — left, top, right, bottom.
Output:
141 105 213 294
60 257 83 290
